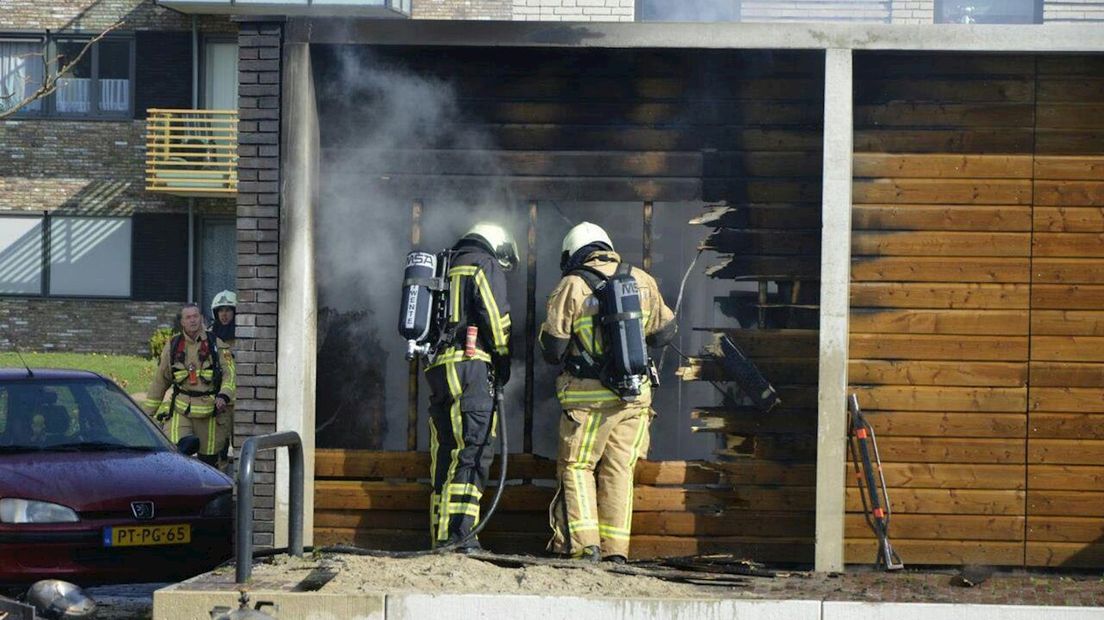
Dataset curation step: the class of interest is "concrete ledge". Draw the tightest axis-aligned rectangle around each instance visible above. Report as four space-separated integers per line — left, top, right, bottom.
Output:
387 594 821 620
823 602 1104 620
153 588 1104 619
152 588 385 620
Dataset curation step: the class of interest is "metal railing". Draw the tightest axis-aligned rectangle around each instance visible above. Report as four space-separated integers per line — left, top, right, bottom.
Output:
145 108 238 197
236 431 304 584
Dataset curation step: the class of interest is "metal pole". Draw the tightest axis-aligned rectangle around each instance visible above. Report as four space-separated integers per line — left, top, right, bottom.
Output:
235 441 255 584
642 201 653 272
235 431 304 584
407 200 423 451
187 16 198 304
524 201 537 454
188 201 194 303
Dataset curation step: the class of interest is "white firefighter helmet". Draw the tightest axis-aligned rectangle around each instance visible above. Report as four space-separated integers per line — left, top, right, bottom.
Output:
463 222 519 271
562 221 614 258
211 290 237 312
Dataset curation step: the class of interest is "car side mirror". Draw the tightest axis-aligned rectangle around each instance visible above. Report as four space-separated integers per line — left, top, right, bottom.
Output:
177 435 200 456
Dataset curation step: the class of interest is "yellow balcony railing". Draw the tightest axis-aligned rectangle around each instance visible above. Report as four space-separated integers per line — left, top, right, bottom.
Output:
145 108 238 197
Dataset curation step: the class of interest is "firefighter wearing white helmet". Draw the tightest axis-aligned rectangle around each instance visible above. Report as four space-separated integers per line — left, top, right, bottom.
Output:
424 221 515 552
539 221 676 563
210 290 237 347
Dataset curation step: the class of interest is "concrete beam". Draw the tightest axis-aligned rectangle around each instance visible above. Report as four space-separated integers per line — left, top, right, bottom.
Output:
275 42 319 548
814 47 853 573
388 595 822 620
287 19 1104 52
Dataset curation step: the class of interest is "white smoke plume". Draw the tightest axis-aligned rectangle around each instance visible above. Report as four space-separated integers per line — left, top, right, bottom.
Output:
315 48 525 451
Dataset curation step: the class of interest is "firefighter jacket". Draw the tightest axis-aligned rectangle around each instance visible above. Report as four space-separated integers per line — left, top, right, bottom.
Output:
541 250 675 410
143 330 236 420
427 243 512 371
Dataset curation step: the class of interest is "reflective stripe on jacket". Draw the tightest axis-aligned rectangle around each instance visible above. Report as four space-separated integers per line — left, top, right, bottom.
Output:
143 331 236 419
445 246 512 359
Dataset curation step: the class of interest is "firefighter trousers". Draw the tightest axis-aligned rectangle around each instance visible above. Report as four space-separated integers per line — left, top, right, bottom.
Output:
547 405 653 559
162 408 231 465
426 359 496 547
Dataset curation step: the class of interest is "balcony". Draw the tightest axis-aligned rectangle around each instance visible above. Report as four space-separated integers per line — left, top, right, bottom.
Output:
145 109 238 197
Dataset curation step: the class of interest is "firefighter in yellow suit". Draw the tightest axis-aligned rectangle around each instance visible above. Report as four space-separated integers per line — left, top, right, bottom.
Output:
539 222 676 563
143 303 236 468
426 222 516 552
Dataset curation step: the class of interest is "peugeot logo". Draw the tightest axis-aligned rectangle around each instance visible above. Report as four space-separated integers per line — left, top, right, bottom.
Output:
131 501 155 520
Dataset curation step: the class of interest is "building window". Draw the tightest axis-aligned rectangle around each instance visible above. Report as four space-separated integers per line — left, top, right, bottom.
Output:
203 39 238 111
48 217 132 297
0 34 134 118
0 38 45 114
0 216 44 295
936 0 1042 24
197 217 236 319
637 0 739 21
52 37 134 117
0 215 132 298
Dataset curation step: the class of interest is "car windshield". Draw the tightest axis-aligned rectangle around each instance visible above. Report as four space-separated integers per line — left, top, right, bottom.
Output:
0 378 174 452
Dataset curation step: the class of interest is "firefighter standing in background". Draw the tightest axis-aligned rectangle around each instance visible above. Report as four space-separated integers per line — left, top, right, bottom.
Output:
210 290 237 348
539 222 676 563
426 222 516 552
144 303 236 467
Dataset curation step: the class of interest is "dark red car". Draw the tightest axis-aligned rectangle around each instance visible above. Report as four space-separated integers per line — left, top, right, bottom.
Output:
0 369 233 586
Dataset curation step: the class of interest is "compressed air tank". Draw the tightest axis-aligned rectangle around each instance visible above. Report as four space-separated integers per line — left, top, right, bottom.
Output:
600 267 649 382
399 251 437 352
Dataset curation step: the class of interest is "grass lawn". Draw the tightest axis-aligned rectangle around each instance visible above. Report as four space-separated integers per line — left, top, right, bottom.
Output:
0 352 156 392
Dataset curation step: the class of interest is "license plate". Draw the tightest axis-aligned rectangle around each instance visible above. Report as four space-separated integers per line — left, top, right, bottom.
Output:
103 524 191 547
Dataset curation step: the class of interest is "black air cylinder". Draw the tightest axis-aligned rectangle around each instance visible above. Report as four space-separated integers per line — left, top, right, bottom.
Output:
399 251 437 355
600 270 649 380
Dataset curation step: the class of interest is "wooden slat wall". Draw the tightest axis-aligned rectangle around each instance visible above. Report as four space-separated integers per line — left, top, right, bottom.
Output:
849 53 1035 566
851 53 1104 568
312 449 809 559
317 47 825 203
1026 55 1104 569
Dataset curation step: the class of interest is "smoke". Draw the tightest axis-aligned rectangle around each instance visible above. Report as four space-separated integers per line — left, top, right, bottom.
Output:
315 47 524 450
316 47 517 314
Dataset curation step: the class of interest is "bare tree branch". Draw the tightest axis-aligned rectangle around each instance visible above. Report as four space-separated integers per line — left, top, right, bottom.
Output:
0 21 123 120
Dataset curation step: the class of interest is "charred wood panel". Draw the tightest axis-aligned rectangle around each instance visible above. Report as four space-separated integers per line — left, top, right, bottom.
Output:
315 44 825 565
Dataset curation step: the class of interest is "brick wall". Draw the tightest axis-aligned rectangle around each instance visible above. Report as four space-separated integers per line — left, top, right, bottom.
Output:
0 298 177 356
741 0 892 22
890 0 935 23
512 0 634 21
234 20 281 548
0 0 233 32
0 120 234 216
415 0 511 19
1045 0 1104 22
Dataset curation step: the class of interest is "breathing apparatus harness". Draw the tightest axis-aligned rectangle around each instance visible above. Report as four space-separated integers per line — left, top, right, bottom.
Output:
397 247 509 555
563 260 658 403
161 333 223 421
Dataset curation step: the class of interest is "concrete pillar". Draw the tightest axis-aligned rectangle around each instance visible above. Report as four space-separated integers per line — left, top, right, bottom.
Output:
815 47 853 573
275 42 319 548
